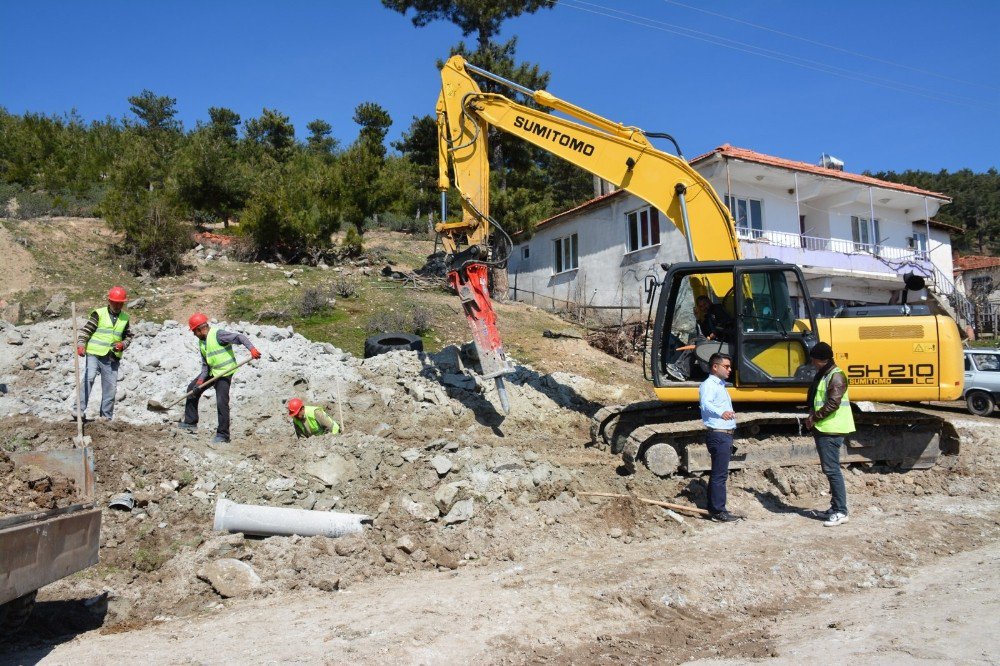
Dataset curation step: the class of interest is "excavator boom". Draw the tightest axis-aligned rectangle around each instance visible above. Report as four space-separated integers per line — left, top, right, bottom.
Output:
436 56 740 414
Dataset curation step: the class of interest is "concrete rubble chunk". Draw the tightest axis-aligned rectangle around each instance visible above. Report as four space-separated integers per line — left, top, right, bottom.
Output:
401 497 438 522
312 576 340 592
396 535 416 553
434 481 470 514
430 455 453 476
401 448 421 463
306 454 357 488
265 477 296 493
443 499 474 525
348 393 376 412
0 301 23 325
197 558 261 598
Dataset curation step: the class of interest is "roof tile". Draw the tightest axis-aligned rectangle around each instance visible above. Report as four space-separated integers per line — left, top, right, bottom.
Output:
691 144 951 201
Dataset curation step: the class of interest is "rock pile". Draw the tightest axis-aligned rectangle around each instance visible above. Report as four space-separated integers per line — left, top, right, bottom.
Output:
0 318 608 442
0 449 80 515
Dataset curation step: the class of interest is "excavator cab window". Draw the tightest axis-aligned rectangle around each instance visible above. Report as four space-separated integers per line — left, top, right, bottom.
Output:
734 266 818 385
652 268 736 385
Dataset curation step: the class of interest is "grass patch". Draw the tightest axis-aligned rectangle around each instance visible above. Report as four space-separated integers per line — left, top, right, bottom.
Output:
133 547 170 573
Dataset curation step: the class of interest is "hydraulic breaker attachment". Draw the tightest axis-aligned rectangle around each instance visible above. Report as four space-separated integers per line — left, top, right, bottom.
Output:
448 260 513 413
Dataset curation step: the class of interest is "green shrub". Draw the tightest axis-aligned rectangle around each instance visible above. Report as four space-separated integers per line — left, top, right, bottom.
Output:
342 226 364 257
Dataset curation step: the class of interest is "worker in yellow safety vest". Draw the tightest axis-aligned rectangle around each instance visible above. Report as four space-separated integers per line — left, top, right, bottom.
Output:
804 342 856 527
287 398 340 438
177 312 261 444
75 286 132 420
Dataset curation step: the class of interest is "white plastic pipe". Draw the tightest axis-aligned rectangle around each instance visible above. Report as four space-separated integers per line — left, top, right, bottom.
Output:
213 498 369 538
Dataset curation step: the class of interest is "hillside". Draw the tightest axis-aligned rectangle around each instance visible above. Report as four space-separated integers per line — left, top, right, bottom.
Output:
0 216 648 399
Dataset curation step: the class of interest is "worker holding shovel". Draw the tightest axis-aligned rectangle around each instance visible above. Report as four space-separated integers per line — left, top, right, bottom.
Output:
74 286 132 421
177 313 261 444
287 398 340 439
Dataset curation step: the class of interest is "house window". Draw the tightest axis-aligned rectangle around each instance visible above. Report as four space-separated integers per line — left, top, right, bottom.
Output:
971 276 993 296
521 246 530 260
851 216 881 253
911 231 928 258
553 234 578 274
625 206 660 252
724 195 763 239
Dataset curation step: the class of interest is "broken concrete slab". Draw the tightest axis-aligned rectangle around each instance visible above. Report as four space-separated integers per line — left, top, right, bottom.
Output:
197 558 261 598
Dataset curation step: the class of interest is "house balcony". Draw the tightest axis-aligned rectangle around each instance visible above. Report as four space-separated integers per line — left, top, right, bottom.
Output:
736 228 932 279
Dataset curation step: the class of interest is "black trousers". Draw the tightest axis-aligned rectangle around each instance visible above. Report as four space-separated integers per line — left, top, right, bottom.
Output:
705 430 734 514
183 375 231 439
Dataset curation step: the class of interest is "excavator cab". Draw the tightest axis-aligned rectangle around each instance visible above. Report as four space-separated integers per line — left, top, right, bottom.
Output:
651 259 819 389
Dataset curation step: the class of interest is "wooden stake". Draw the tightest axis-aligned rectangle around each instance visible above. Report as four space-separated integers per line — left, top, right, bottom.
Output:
578 491 710 517
335 369 345 434
71 302 84 444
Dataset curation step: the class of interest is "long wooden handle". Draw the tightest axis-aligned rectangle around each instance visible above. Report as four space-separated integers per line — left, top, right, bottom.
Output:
165 357 254 409
577 491 710 517
71 302 83 440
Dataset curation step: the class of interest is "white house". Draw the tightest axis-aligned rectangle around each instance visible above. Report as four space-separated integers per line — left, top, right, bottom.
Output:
507 144 966 325
954 255 1000 337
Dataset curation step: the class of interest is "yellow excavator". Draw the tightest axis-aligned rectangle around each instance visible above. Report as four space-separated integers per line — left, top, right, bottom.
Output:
435 55 962 476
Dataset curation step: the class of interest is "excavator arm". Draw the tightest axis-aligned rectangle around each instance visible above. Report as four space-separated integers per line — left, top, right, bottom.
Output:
436 55 742 412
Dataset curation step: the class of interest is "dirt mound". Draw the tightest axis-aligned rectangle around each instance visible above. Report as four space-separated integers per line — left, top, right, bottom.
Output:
0 449 81 515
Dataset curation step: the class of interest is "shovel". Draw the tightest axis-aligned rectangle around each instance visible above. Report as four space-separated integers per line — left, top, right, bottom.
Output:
147 357 255 412
71 302 91 446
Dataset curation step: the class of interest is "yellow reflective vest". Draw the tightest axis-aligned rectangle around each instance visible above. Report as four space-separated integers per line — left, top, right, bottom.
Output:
199 328 238 378
85 307 129 359
813 367 856 434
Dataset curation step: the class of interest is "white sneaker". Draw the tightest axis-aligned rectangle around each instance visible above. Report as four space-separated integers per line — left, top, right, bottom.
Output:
823 512 849 527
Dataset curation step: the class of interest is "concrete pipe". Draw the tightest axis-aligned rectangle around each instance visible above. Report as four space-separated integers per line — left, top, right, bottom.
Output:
213 498 369 538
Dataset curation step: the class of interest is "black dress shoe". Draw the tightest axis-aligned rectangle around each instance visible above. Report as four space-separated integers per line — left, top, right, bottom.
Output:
710 511 744 523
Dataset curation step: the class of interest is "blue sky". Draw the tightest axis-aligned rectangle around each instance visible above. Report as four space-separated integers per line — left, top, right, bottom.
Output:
1 1 997 173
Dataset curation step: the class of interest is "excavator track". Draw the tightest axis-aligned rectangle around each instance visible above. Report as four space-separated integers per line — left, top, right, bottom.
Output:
590 402 960 477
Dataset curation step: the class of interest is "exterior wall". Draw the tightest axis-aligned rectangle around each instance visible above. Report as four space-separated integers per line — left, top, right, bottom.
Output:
507 193 689 318
509 157 955 319
929 227 954 281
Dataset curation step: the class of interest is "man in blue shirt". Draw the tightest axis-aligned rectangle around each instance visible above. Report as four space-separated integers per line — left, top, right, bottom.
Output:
699 352 744 522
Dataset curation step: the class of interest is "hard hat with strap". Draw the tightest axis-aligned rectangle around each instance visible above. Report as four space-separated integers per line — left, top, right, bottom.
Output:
199 327 238 378
188 312 209 331
85 306 129 359
108 286 128 303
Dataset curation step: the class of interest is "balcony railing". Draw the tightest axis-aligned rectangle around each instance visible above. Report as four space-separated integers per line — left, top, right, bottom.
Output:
736 227 929 263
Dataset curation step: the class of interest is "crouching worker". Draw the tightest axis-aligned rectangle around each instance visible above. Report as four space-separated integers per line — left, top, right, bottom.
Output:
178 312 261 444
287 398 340 438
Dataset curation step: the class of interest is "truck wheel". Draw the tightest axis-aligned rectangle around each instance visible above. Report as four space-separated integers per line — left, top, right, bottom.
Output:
0 590 37 636
363 333 423 359
966 391 995 417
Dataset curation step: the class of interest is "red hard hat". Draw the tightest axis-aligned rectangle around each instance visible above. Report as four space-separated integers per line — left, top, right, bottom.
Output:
108 286 128 303
188 312 209 331
287 398 304 416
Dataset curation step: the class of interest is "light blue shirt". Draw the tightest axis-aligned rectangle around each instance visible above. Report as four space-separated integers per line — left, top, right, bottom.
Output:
699 374 735 430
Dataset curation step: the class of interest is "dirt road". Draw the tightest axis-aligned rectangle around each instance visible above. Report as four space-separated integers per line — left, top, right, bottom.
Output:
8 487 998 664
692 540 1000 665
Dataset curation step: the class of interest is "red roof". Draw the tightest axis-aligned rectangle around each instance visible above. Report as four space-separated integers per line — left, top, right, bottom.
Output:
954 255 1000 271
534 188 626 230
691 144 951 201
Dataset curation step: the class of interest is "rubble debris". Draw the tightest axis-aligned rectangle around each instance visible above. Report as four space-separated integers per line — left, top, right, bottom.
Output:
198 558 261 598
